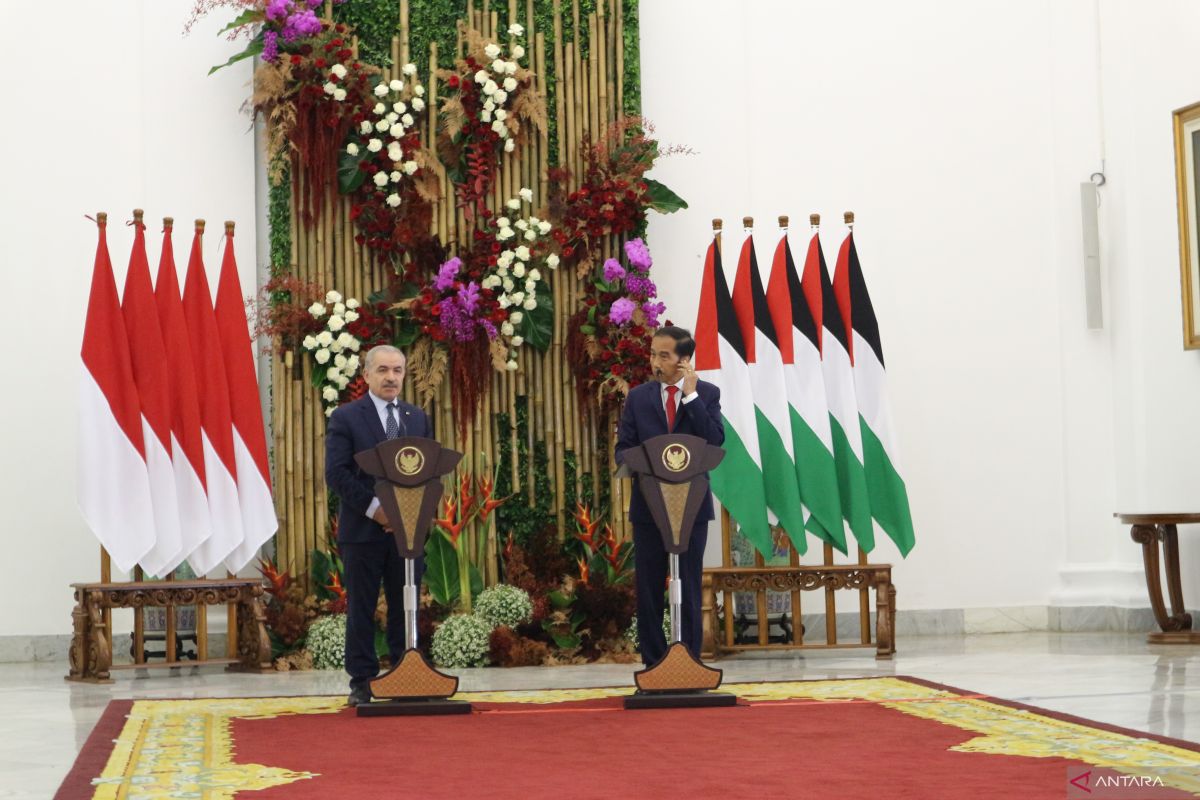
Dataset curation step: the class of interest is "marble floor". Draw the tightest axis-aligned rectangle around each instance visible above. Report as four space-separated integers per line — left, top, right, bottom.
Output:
4 631 1200 798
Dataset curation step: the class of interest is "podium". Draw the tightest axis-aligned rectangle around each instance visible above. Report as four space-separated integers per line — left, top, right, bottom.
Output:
352 437 472 716
619 433 737 710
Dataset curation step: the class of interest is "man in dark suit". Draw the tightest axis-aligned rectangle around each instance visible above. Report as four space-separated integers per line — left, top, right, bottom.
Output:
616 326 724 665
325 345 432 706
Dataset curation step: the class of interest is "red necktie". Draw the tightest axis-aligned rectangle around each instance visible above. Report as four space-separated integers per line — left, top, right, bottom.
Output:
665 385 679 430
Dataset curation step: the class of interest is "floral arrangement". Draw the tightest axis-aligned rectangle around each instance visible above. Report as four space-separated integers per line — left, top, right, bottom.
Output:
305 612 347 669
438 26 547 219
426 471 510 612
430 613 492 668
625 612 672 651
474 584 533 629
566 238 663 413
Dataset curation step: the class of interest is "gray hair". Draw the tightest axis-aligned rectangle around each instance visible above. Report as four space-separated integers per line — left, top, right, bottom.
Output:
363 345 406 373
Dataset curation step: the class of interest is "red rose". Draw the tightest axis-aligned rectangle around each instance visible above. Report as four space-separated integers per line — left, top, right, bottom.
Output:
290 55 302 65
315 57 328 68
448 75 461 88
331 37 344 46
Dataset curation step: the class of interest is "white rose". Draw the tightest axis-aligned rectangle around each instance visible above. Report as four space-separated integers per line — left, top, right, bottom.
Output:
346 143 359 156
483 99 496 112
337 375 349 390
387 144 403 161
367 138 383 152
302 335 318 350
493 90 508 105
511 45 525 60
322 385 339 402
333 88 347 102
519 187 533 203
509 311 524 324
505 359 518 371
373 172 389 187
360 120 373 135
496 227 514 241
401 114 414 127
334 353 348 368
345 354 360 372
475 69 490 84
331 64 347 79
524 229 537 241
512 263 526 278
511 335 524 347
495 109 508 122
309 302 327 317
390 78 404 91
386 193 402 208
328 315 346 332
344 310 359 322
327 367 342 382
497 265 510 277
507 199 521 211
492 59 506 73
316 331 334 346
498 251 514 267
403 160 418 175
503 77 518 92
483 80 498 95
538 221 551 234
501 321 515 336
325 407 334 418
498 295 512 309
389 123 405 138
403 63 418 76
484 43 502 59
502 278 514 292
392 101 407 114
510 291 525 305
386 111 399 123
524 279 536 293
315 348 331 364
390 170 402 183
481 110 493 123
481 275 499 290
331 294 345 308
346 298 360 309
529 269 541 282
508 23 524 36
504 138 515 152
323 82 337 95
411 97 425 112
546 254 560 268
337 332 354 349
505 61 518 75
413 84 424 97
375 119 390 132
515 219 528 230
496 216 510 228
522 297 537 310
374 83 389 97
349 338 361 352
515 245 531 261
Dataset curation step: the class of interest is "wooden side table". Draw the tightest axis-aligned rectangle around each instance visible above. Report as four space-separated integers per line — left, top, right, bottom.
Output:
1115 512 1200 644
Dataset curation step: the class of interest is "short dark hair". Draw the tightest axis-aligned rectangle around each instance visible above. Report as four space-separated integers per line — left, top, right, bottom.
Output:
653 326 695 359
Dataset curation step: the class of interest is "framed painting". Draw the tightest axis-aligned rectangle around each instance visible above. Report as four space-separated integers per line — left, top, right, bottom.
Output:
1173 100 1200 348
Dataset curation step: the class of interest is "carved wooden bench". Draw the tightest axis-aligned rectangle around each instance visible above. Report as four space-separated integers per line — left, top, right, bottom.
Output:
67 579 273 682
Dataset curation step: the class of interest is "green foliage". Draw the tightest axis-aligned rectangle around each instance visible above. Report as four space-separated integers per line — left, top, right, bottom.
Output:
333 0 400 68
474 584 533 628
625 611 670 650
621 0 641 116
562 449 578 513
423 530 483 607
209 30 263 75
306 613 348 669
494 396 554 547
542 589 585 649
310 547 343 601
337 147 367 194
643 178 688 214
519 282 555 350
408 0 467 72
431 613 492 667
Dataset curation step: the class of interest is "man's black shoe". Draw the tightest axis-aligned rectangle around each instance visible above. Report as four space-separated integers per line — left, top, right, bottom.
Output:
347 685 372 707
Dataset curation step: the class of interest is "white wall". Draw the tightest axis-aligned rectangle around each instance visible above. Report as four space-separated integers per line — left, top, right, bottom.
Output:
4 0 1200 638
0 2 257 636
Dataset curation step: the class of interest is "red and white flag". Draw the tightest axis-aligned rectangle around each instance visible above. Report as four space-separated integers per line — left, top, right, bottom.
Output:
121 217 183 575
78 217 156 572
214 224 277 571
154 220 213 572
182 223 244 574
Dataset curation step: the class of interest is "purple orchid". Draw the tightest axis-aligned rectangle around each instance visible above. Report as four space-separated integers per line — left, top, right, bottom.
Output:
261 30 280 62
624 238 652 272
265 0 293 22
625 273 657 299
602 258 626 284
642 301 666 328
435 257 462 292
609 297 637 326
457 281 481 313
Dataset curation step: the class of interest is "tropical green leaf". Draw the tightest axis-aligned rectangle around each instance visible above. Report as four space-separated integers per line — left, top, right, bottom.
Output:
423 532 460 606
547 589 573 610
374 629 388 659
549 630 581 649
469 564 484 599
337 147 367 194
519 282 554 351
217 9 262 36
208 34 263 76
643 179 688 214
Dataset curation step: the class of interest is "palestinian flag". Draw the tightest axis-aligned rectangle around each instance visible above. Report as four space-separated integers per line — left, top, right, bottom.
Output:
803 232 874 551
765 232 847 552
730 234 808 552
834 231 915 556
694 235 773 556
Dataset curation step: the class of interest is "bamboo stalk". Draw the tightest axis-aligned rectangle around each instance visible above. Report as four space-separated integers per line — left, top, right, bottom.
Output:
588 13 600 141
615 0 624 117
596 5 608 135
283 350 296 576
400 0 410 67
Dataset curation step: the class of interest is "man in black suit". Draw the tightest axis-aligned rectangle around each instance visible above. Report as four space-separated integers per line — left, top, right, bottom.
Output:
615 326 724 665
325 345 432 706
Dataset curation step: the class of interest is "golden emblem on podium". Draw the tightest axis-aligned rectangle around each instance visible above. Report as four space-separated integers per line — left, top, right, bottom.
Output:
662 444 690 473
395 446 425 476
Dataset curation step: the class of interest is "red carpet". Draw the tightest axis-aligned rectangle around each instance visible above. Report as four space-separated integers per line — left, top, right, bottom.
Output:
59 678 1200 799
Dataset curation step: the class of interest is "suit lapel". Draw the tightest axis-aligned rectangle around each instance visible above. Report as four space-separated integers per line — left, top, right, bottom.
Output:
360 397 386 444
650 383 669 432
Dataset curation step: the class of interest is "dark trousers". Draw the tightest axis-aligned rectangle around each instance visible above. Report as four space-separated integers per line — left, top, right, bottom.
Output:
632 517 709 666
341 538 422 688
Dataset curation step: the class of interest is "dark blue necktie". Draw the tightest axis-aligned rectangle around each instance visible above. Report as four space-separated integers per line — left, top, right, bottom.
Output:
385 402 400 439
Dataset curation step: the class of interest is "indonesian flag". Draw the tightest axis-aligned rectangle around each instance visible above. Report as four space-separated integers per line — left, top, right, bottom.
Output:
804 232 874 551
120 218 183 575
181 224 244 574
154 221 213 572
77 218 156 572
214 225 278 571
766 232 847 553
730 234 808 552
834 231 915 556
694 235 773 557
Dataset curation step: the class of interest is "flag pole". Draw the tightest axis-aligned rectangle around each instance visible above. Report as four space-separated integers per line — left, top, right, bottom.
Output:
224 220 238 661
844 210 854 229
779 215 788 231
810 213 820 230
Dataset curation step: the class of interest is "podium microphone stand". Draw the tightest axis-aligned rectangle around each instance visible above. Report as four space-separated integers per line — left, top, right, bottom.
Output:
352 437 472 717
620 434 737 710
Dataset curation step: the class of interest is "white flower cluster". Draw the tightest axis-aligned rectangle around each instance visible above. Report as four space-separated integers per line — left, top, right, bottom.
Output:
336 64 426 209
473 584 533 629
477 187 558 371
430 613 492 668
305 613 348 670
301 290 363 417
475 25 527 154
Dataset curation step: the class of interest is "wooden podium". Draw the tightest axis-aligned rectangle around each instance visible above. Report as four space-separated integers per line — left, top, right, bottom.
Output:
618 433 737 710
353 437 471 716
